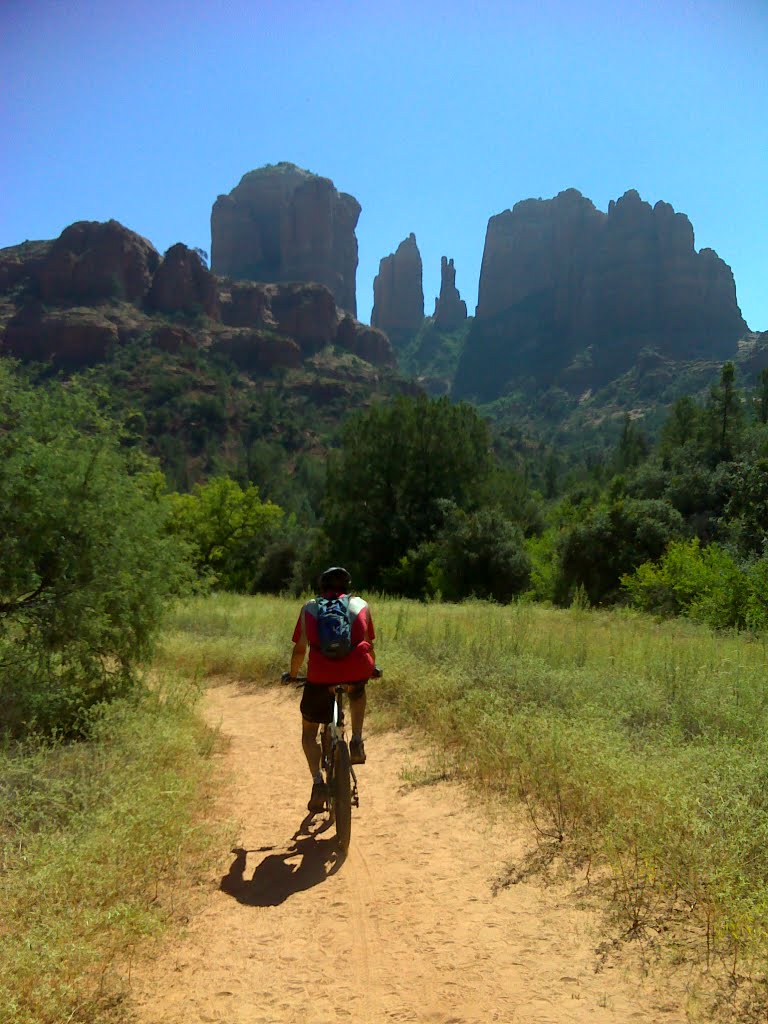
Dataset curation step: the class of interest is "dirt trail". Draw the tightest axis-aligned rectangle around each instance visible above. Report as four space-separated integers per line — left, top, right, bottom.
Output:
128 682 689 1024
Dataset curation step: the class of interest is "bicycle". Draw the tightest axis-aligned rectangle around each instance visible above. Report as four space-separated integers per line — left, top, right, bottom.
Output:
282 670 381 852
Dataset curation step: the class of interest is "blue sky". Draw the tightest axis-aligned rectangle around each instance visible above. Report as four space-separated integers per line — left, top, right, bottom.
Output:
2 0 767 330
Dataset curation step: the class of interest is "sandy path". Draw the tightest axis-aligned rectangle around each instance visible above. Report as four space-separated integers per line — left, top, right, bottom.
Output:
127 682 689 1024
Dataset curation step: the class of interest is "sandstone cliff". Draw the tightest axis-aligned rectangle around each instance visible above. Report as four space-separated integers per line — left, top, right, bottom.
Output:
0 219 393 372
210 163 360 315
456 188 748 400
371 233 424 346
432 256 467 331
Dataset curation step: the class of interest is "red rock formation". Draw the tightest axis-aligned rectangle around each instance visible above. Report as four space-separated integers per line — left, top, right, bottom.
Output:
432 256 467 331
152 325 198 353
210 163 360 315
371 233 424 344
353 324 395 366
0 239 51 293
36 220 160 305
458 188 748 399
211 328 302 372
3 306 119 367
267 282 338 356
336 315 394 366
219 281 275 329
148 243 219 318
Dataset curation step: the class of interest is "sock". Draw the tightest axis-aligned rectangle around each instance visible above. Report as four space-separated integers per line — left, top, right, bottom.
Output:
352 733 362 743
313 771 323 784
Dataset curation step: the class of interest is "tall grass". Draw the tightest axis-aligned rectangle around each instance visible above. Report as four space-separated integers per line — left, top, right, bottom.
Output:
158 593 768 987
0 676 220 1024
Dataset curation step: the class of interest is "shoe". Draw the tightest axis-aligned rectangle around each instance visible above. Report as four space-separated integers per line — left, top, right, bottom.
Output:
308 781 327 813
349 738 366 765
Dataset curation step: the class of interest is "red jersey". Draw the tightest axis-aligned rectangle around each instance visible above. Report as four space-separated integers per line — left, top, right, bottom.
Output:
292 593 376 685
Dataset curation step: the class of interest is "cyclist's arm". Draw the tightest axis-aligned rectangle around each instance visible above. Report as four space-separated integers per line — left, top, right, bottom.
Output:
290 641 307 680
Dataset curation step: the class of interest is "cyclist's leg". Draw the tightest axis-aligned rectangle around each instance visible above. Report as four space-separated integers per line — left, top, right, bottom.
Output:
347 682 366 737
300 685 335 811
301 719 322 776
347 682 367 764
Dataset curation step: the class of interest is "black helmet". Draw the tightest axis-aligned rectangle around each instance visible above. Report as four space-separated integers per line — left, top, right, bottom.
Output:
320 566 351 591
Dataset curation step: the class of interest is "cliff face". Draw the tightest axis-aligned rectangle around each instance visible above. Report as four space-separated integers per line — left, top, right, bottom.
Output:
210 162 360 315
457 189 747 399
432 256 467 331
371 233 424 346
0 219 392 371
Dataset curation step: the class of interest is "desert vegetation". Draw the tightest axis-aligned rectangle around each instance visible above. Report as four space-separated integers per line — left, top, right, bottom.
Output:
157 593 768 1010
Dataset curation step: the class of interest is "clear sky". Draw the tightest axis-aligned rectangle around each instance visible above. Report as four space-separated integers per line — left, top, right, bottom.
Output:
2 0 767 330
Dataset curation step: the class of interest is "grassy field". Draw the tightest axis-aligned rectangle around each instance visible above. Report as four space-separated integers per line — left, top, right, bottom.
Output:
5 592 768 1021
158 593 768 1000
0 675 222 1024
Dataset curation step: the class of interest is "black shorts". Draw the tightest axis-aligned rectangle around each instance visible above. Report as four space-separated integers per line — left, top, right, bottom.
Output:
300 681 367 724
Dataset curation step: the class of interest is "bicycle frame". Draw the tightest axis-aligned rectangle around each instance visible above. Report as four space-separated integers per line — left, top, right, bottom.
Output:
321 686 359 814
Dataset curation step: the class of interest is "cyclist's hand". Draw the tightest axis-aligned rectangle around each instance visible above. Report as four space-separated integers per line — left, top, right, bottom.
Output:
372 665 383 679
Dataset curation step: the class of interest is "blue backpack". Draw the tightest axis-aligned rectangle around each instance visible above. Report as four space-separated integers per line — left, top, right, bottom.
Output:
316 596 353 659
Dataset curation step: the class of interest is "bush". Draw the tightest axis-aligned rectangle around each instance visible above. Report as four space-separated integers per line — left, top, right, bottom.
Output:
622 539 768 631
0 363 189 737
554 498 684 606
429 504 531 602
165 476 286 592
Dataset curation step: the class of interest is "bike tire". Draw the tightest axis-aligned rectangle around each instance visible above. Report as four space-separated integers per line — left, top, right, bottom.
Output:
333 740 352 851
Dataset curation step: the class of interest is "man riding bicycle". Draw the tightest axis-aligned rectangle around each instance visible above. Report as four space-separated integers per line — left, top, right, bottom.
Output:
286 566 376 813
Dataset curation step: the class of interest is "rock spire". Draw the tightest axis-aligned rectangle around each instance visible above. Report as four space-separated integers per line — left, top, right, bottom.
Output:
433 256 467 331
371 233 424 345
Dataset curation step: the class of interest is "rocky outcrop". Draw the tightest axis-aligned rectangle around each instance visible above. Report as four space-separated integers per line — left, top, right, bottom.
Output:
432 256 467 331
336 315 394 366
210 328 302 372
151 325 198 354
0 240 51 294
3 306 120 368
456 188 748 399
148 244 219 318
267 282 338 356
210 163 360 314
36 220 160 305
370 233 424 345
1 220 394 373
219 281 275 329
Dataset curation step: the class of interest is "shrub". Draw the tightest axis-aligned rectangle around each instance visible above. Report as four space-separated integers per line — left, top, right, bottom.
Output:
0 363 189 737
554 498 684 605
622 538 764 630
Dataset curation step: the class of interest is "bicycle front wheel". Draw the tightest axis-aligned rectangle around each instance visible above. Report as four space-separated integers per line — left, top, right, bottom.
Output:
333 740 352 851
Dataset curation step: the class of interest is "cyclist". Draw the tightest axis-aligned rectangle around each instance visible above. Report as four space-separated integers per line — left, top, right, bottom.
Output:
286 566 376 813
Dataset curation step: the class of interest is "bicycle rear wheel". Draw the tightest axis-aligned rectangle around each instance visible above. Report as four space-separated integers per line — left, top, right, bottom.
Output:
333 740 352 851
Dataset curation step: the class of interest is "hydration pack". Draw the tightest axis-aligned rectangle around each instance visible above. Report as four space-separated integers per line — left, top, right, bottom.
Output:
315 596 353 659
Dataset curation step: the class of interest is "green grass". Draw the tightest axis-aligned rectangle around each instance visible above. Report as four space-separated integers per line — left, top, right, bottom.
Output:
157 593 768 996
9 592 768 1021
0 675 221 1024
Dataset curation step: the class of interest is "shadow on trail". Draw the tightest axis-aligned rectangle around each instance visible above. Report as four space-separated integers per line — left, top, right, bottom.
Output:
220 815 346 907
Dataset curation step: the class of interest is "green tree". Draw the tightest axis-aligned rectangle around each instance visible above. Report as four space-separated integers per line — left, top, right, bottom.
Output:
0 363 189 737
705 361 743 462
658 395 701 459
166 477 285 592
554 498 684 605
324 395 493 587
429 504 531 602
755 368 768 425
722 458 768 558
615 413 649 472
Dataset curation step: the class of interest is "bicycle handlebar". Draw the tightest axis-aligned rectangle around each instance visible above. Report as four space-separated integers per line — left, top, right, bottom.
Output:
280 667 383 685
